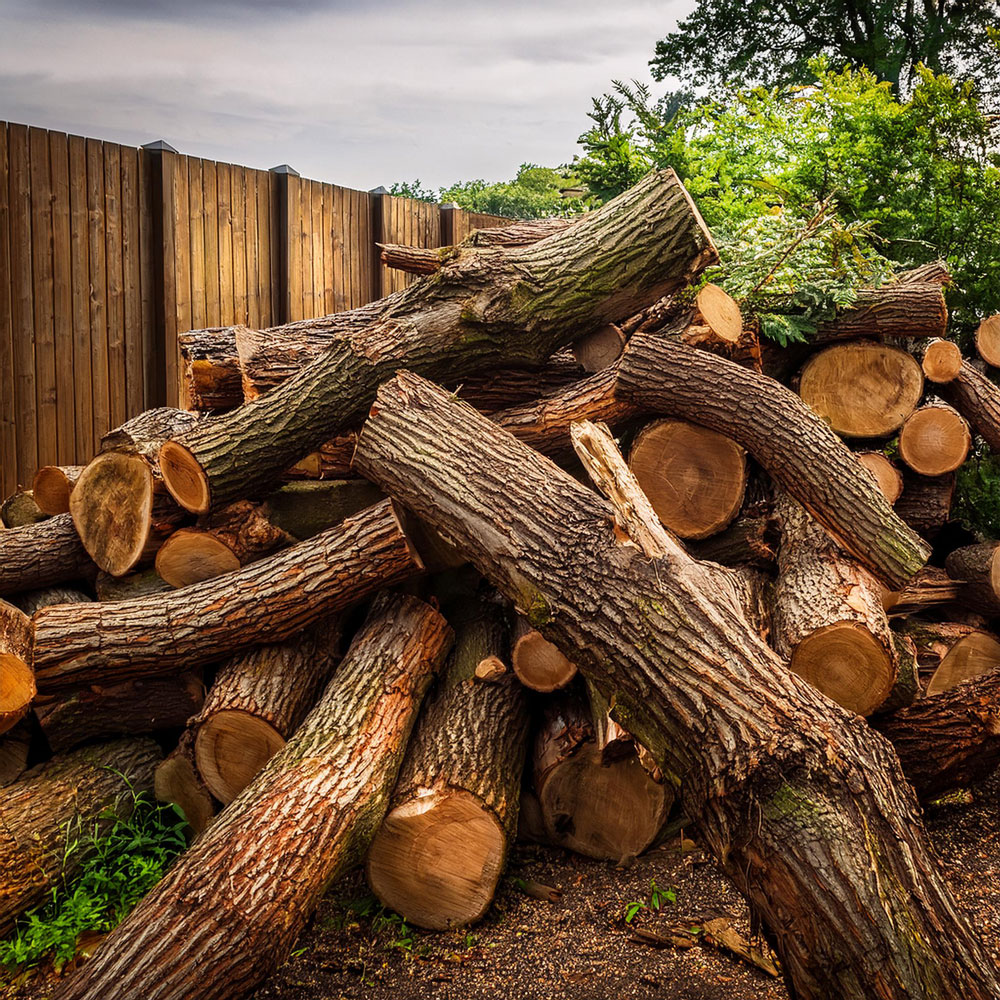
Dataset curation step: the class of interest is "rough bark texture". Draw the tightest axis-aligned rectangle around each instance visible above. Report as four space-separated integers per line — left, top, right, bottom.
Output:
154 729 216 836
367 591 529 929
0 738 160 936
353 371 997 1000
95 568 173 602
31 500 420 693
0 514 95 596
31 465 83 515
894 471 955 540
193 621 342 804
771 494 897 716
945 542 1000 615
56 593 451 1000
687 515 779 570
616 333 930 588
0 720 33 787
883 566 961 617
11 586 91 615
263 480 387 540
941 359 1000 454
159 170 718 514
34 673 205 754
878 633 921 713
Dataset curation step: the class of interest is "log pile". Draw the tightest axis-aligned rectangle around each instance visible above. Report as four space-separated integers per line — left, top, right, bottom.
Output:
2 170 1000 1000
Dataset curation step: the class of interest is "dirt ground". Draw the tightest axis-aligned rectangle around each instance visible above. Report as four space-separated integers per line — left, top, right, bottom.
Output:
7 771 1000 1000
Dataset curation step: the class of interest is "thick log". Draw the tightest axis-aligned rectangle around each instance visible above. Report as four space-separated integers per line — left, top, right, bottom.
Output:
854 451 903 503
158 170 718 515
894 471 955 539
29 499 420 694
31 465 84 515
946 541 1000 615
56 593 451 1000
0 738 160 936
262 480 386 540
940 359 1000 454
616 333 930 588
367 591 529 930
975 314 1000 367
154 729 216 836
898 402 971 476
512 615 578 692
35 673 205 754
353 371 997 1000
193 621 341 805
1 491 47 528
0 601 34 736
628 418 747 539
798 342 924 437
771 493 897 716
155 500 293 588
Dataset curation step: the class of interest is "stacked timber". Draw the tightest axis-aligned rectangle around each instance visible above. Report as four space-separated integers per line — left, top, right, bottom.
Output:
1 172 999 1000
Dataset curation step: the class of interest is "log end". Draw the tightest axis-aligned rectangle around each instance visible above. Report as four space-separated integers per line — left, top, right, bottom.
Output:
926 631 1000 696
0 653 35 735
789 622 896 717
975 314 1000 368
855 453 903 504
160 440 211 515
898 405 971 476
154 751 216 836
922 340 962 383
571 325 626 373
367 788 506 930
695 283 743 343
32 466 79 515
512 630 578 692
195 709 285 805
155 530 241 589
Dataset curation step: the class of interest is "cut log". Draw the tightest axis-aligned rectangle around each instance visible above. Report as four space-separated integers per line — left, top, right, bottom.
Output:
940 359 1000 454
512 615 578 692
353 371 998 999
974 313 1000 367
263 480 386 540
897 261 951 285
155 500 293 588
945 542 1000 615
1 491 46 528
616 333 930 588
158 170 718 515
532 685 670 862
687 514 779 569
0 720 33 786
571 323 626 372
71 408 199 577
367 591 528 930
894 471 955 539
30 499 420 693
35 673 205 754
628 419 747 539
894 620 983 680
883 566 961 616
55 593 451 1000
798 342 923 438
0 600 34 736
898 402 971 475
154 729 216 836
924 630 1000 696
31 465 84 515
854 451 903 503
771 493 897 716
878 634 921 713
917 339 963 383
0 514 94 597
0 738 160 937
193 621 342 805
95 567 173 602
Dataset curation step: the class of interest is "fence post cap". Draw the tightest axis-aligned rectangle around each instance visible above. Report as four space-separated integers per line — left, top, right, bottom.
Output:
270 163 300 176
439 201 462 211
142 139 178 153
369 185 389 196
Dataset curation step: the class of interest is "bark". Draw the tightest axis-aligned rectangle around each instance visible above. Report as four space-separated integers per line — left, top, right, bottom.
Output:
883 566 961 617
897 261 951 285
876 670 1000 796
155 500 293 588
894 471 955 539
56 593 451 1000
0 738 160 936
878 633 921 713
898 402 971 476
95 568 173 602
35 673 205 754
616 333 930 588
687 515 779 570
353 370 997 1000
771 493 897 716
367 591 529 930
946 541 1000 615
158 170 718 515
31 499 420 693
941 359 1000 454
154 729 216 836
11 586 91 615
893 620 982 681
263 480 387 540
192 620 342 804
0 720 33 786
31 465 83 515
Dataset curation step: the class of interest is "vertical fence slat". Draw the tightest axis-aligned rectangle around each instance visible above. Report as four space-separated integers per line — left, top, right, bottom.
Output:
216 162 234 325
104 141 126 430
68 135 93 458
121 145 144 417
188 157 206 332
245 170 260 329
202 159 220 327
232 167 247 325
49 130 75 464
86 137 109 445
0 124 16 496
256 170 272 326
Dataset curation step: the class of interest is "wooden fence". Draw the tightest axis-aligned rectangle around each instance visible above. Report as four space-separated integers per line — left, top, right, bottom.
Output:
0 122 511 496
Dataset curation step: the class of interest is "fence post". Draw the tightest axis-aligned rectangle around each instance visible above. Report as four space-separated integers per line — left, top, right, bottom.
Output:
439 201 461 247
269 164 299 324
369 186 389 304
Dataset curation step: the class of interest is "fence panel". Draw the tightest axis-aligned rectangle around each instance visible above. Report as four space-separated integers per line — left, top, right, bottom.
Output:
378 193 442 296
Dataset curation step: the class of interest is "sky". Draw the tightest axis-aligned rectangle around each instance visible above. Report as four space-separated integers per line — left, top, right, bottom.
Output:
0 0 693 191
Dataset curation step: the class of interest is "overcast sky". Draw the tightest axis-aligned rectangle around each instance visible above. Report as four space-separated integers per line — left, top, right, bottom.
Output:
0 0 693 191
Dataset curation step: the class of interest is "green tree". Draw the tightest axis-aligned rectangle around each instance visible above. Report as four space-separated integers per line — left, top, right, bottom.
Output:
650 1 1000 96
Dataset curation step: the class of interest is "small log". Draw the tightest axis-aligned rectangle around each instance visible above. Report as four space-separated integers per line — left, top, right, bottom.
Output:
798 342 924 438
154 729 216 836
95 567 173 602
940 359 1000 455
571 324 626 372
925 630 1000 696
0 720 33 786
0 738 160 936
155 500 293 588
31 465 84 515
193 621 342 805
772 493 897 716
0 601 34 735
263 480 386 540
894 471 955 539
30 500 420 694
898 402 971 476
512 615 577 692
883 566 961 617
35 673 205 754
628 418 747 539
11 586 91 615
945 542 1000 615
917 339 963 384
974 314 1000 367
687 514 779 570
0 514 95 597
616 333 930 588
855 451 904 504
367 592 528 930
56 593 451 1000
1 491 46 528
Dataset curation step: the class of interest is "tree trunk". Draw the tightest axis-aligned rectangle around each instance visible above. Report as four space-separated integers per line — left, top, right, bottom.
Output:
192 620 342 805
154 729 217 836
158 170 717 516
353 370 998 1000
941 359 1000 454
797 342 924 437
894 471 955 539
34 673 205 754
898 402 971 475
771 493 897 716
31 465 84 515
945 541 1000 615
155 500 293 588
1 491 47 528
29 500 420 694
0 514 94 598
628 418 747 539
367 590 529 930
55 593 451 1000
0 738 160 936
616 333 930 588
